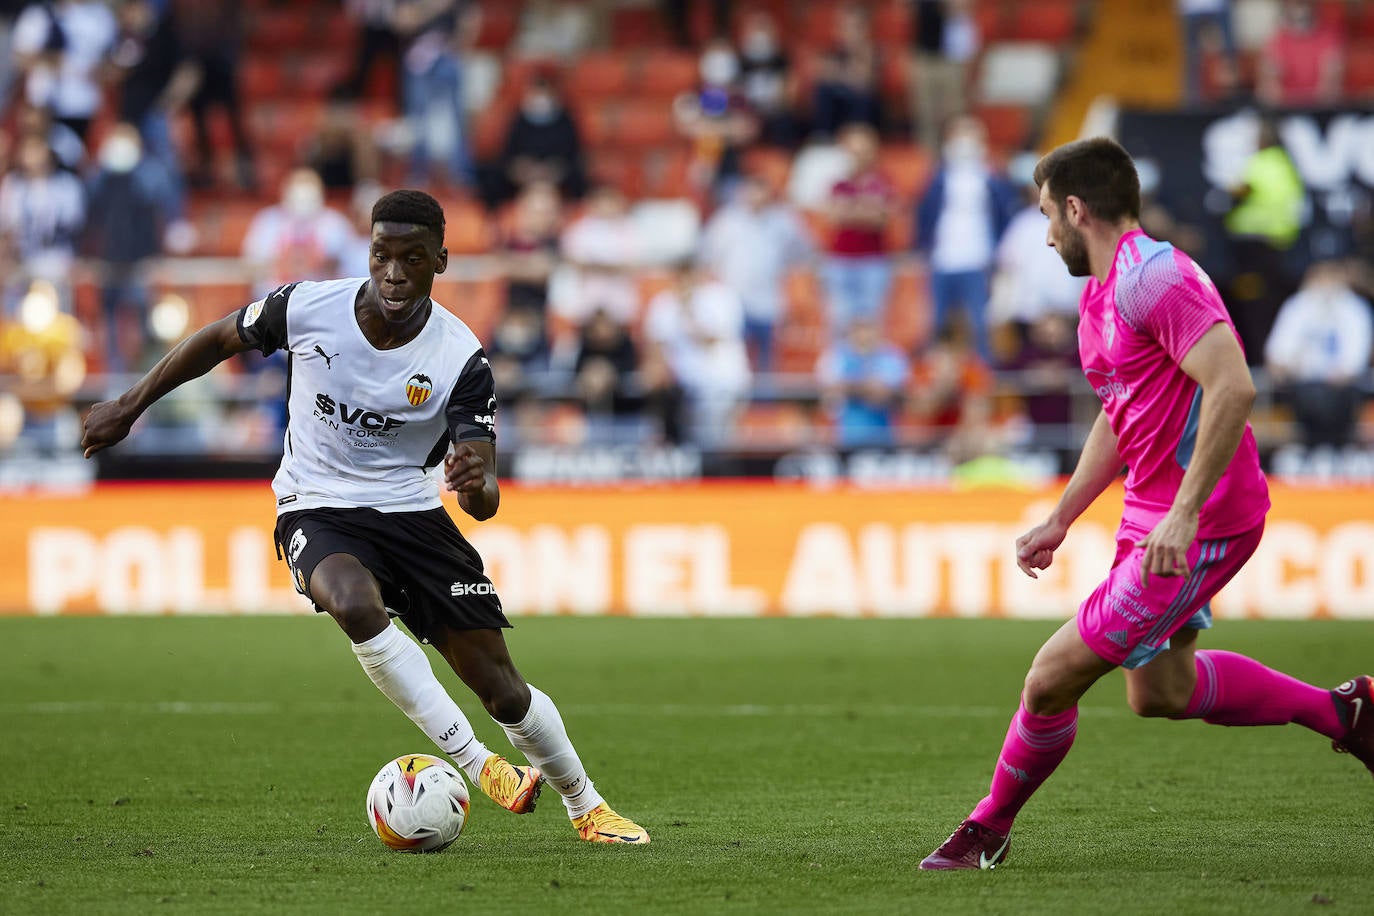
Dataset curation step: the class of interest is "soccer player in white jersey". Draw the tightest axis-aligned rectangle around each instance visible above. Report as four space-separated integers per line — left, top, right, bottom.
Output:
81 190 649 845
919 139 1372 870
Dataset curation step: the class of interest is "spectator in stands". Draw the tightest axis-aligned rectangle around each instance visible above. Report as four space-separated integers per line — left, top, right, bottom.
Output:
915 115 1018 363
0 279 85 453
675 38 758 200
1265 261 1373 448
0 133 84 313
661 0 729 49
0 1 22 111
1177 0 1237 105
338 0 401 101
487 304 551 407
573 307 641 438
14 99 83 172
908 318 997 458
1258 0 1343 107
737 9 798 148
1000 311 1079 447
813 4 882 138
990 175 1086 339
823 123 896 333
644 261 752 448
306 91 382 191
484 73 586 209
176 0 255 190
110 0 197 224
909 0 979 149
84 123 179 373
396 0 480 189
241 168 358 295
10 0 116 141
502 180 563 314
1224 115 1304 362
698 172 814 371
551 184 640 331
817 316 910 448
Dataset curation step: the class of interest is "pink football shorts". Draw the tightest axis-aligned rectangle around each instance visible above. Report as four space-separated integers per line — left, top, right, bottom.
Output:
1078 520 1264 669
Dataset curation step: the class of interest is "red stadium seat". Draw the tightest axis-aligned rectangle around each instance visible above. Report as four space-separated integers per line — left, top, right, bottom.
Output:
639 147 692 197
474 6 517 50
249 9 310 51
878 144 934 200
638 52 700 98
1010 2 1078 44
240 58 283 101
741 147 792 193
1343 44 1374 95
613 102 677 148
569 53 635 99
872 1 911 50
441 200 495 255
590 150 645 198
610 8 669 49
975 104 1033 152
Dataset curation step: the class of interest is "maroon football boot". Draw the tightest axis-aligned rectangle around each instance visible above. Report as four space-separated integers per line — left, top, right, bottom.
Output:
1331 676 1374 778
919 819 1012 870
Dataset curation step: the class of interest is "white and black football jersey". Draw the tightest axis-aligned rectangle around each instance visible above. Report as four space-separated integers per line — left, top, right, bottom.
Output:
235 278 496 514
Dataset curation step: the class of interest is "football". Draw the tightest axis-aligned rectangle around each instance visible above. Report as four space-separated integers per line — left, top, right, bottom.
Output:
366 754 470 853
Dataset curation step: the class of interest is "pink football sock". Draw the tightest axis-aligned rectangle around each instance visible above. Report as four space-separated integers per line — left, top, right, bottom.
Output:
1179 649 1342 738
969 701 1078 834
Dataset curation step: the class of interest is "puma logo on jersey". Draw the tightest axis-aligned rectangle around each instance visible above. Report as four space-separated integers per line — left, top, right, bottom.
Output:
313 345 340 369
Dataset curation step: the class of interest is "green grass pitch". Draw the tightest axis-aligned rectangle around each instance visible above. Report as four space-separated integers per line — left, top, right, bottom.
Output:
2 616 1372 915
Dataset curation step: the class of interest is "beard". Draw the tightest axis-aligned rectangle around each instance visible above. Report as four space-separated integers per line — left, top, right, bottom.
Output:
1056 223 1091 277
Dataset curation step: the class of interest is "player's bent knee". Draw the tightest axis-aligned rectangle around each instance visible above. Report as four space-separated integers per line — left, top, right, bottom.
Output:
321 592 389 641
1128 690 1191 719
480 677 532 725
1022 670 1075 716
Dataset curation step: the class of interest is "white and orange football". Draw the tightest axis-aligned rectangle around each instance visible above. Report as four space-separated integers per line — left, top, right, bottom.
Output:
366 754 470 853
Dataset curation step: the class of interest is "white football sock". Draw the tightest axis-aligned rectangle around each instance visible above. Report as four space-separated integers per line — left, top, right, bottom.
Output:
498 686 604 818
351 622 491 784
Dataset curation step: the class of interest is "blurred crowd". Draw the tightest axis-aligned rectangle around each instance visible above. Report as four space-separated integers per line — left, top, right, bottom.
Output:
0 0 1371 466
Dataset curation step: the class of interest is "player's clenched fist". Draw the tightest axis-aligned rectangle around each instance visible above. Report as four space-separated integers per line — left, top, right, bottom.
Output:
81 399 138 458
1015 518 1068 579
444 443 487 494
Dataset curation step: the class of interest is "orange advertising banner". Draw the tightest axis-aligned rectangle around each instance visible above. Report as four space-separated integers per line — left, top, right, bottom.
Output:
1 482 1371 619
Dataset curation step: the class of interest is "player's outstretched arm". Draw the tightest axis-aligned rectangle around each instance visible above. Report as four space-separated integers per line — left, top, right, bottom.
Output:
444 441 500 521
81 313 254 458
1017 410 1123 578
1137 323 1254 584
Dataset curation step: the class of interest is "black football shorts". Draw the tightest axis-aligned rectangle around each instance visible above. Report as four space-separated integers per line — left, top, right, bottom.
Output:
274 506 510 642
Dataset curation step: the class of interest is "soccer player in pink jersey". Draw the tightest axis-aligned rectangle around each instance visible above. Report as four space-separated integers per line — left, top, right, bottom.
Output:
920 138 1374 871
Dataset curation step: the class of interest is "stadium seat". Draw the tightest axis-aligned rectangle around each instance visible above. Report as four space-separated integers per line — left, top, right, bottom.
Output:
1010 2 1078 44
975 104 1033 152
872 1 912 50
249 9 310 51
639 147 692 198
472 101 512 159
884 264 933 352
1343 44 1374 95
638 52 701 98
568 53 635 99
441 200 495 255
978 42 1061 106
609 8 669 49
240 58 284 101
297 55 347 98
474 6 517 50
613 102 677 148
591 151 645 198
878 144 934 199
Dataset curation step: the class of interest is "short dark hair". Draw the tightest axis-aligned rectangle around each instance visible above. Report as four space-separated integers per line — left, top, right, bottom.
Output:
371 189 446 245
1033 137 1140 223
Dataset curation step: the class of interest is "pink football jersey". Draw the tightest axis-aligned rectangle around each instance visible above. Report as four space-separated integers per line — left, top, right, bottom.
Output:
1077 229 1269 538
